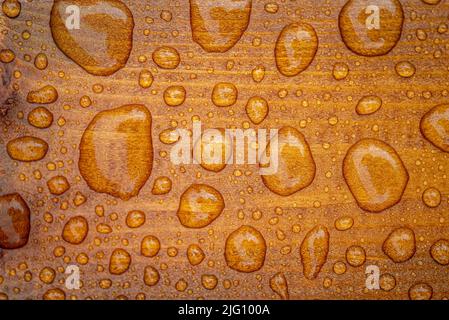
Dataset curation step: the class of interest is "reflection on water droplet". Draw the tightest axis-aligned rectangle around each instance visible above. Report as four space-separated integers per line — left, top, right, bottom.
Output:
300 225 329 280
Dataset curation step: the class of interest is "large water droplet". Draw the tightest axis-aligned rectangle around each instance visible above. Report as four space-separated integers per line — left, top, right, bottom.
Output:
79 105 153 200
339 0 404 56
6 136 49 162
50 0 134 76
383 227 416 263
275 22 318 77
225 225 266 273
343 138 408 212
420 104 449 153
0 193 30 249
261 126 316 196
190 0 252 53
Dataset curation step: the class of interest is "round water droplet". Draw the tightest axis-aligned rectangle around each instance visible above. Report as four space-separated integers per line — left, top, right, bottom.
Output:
28 107 53 129
43 288 65 300
383 227 416 263
164 85 186 107
177 184 224 228
343 139 408 212
2 0 21 19
380 273 396 291
225 225 266 273
139 69 153 88
152 46 180 69
34 53 48 70
339 0 404 56
62 216 88 245
334 216 354 231
332 62 349 80
212 82 238 107
346 245 366 267
126 210 145 228
201 274 218 290
430 239 449 265
193 128 232 172
356 95 382 115
395 61 416 78
141 235 160 257
275 22 318 77
151 176 172 195
143 266 160 286
109 248 131 275
422 187 441 208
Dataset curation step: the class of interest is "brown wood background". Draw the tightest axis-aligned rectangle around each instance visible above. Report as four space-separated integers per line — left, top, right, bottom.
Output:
1 0 449 300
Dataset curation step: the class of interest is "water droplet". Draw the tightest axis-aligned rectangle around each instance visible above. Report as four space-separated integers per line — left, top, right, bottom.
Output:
356 95 382 115
139 69 153 89
383 227 416 263
39 267 56 284
187 244 205 266
152 46 180 69
252 65 265 83
225 225 266 273
27 85 58 104
141 235 160 257
0 49 15 63
261 126 316 196
79 105 153 200
34 53 48 70
211 82 238 107
201 274 218 290
422 187 441 208
151 176 172 195
334 216 354 231
50 0 134 76
2 0 21 19
43 288 66 300
0 193 30 249
6 136 49 162
421 0 441 4
193 128 232 172
332 62 349 80
420 104 449 153
395 61 416 78
47 175 70 195
28 107 53 129
346 245 366 267
343 139 408 212
109 248 131 275
62 216 88 245
190 0 252 53
339 0 404 56
143 266 160 286
380 273 396 291
126 210 145 228
409 282 432 300
430 239 449 265
246 97 268 124
164 85 186 107
177 184 224 228
300 225 329 280
269 272 289 300
275 22 318 77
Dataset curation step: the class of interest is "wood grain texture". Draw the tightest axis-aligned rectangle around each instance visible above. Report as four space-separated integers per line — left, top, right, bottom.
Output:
0 0 449 300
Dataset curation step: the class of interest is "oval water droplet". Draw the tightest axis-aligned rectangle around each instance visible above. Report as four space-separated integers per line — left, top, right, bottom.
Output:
300 225 330 280
177 184 224 228
430 239 449 266
212 82 238 107
356 95 382 115
187 244 205 266
0 193 30 249
28 107 53 129
275 22 318 77
339 0 404 56
343 139 409 212
261 126 316 196
27 85 58 104
152 46 180 69
383 227 416 263
62 216 88 245
109 248 131 275
6 136 48 162
246 96 268 124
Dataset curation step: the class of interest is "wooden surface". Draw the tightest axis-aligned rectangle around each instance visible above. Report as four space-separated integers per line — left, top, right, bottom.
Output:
1 0 449 300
